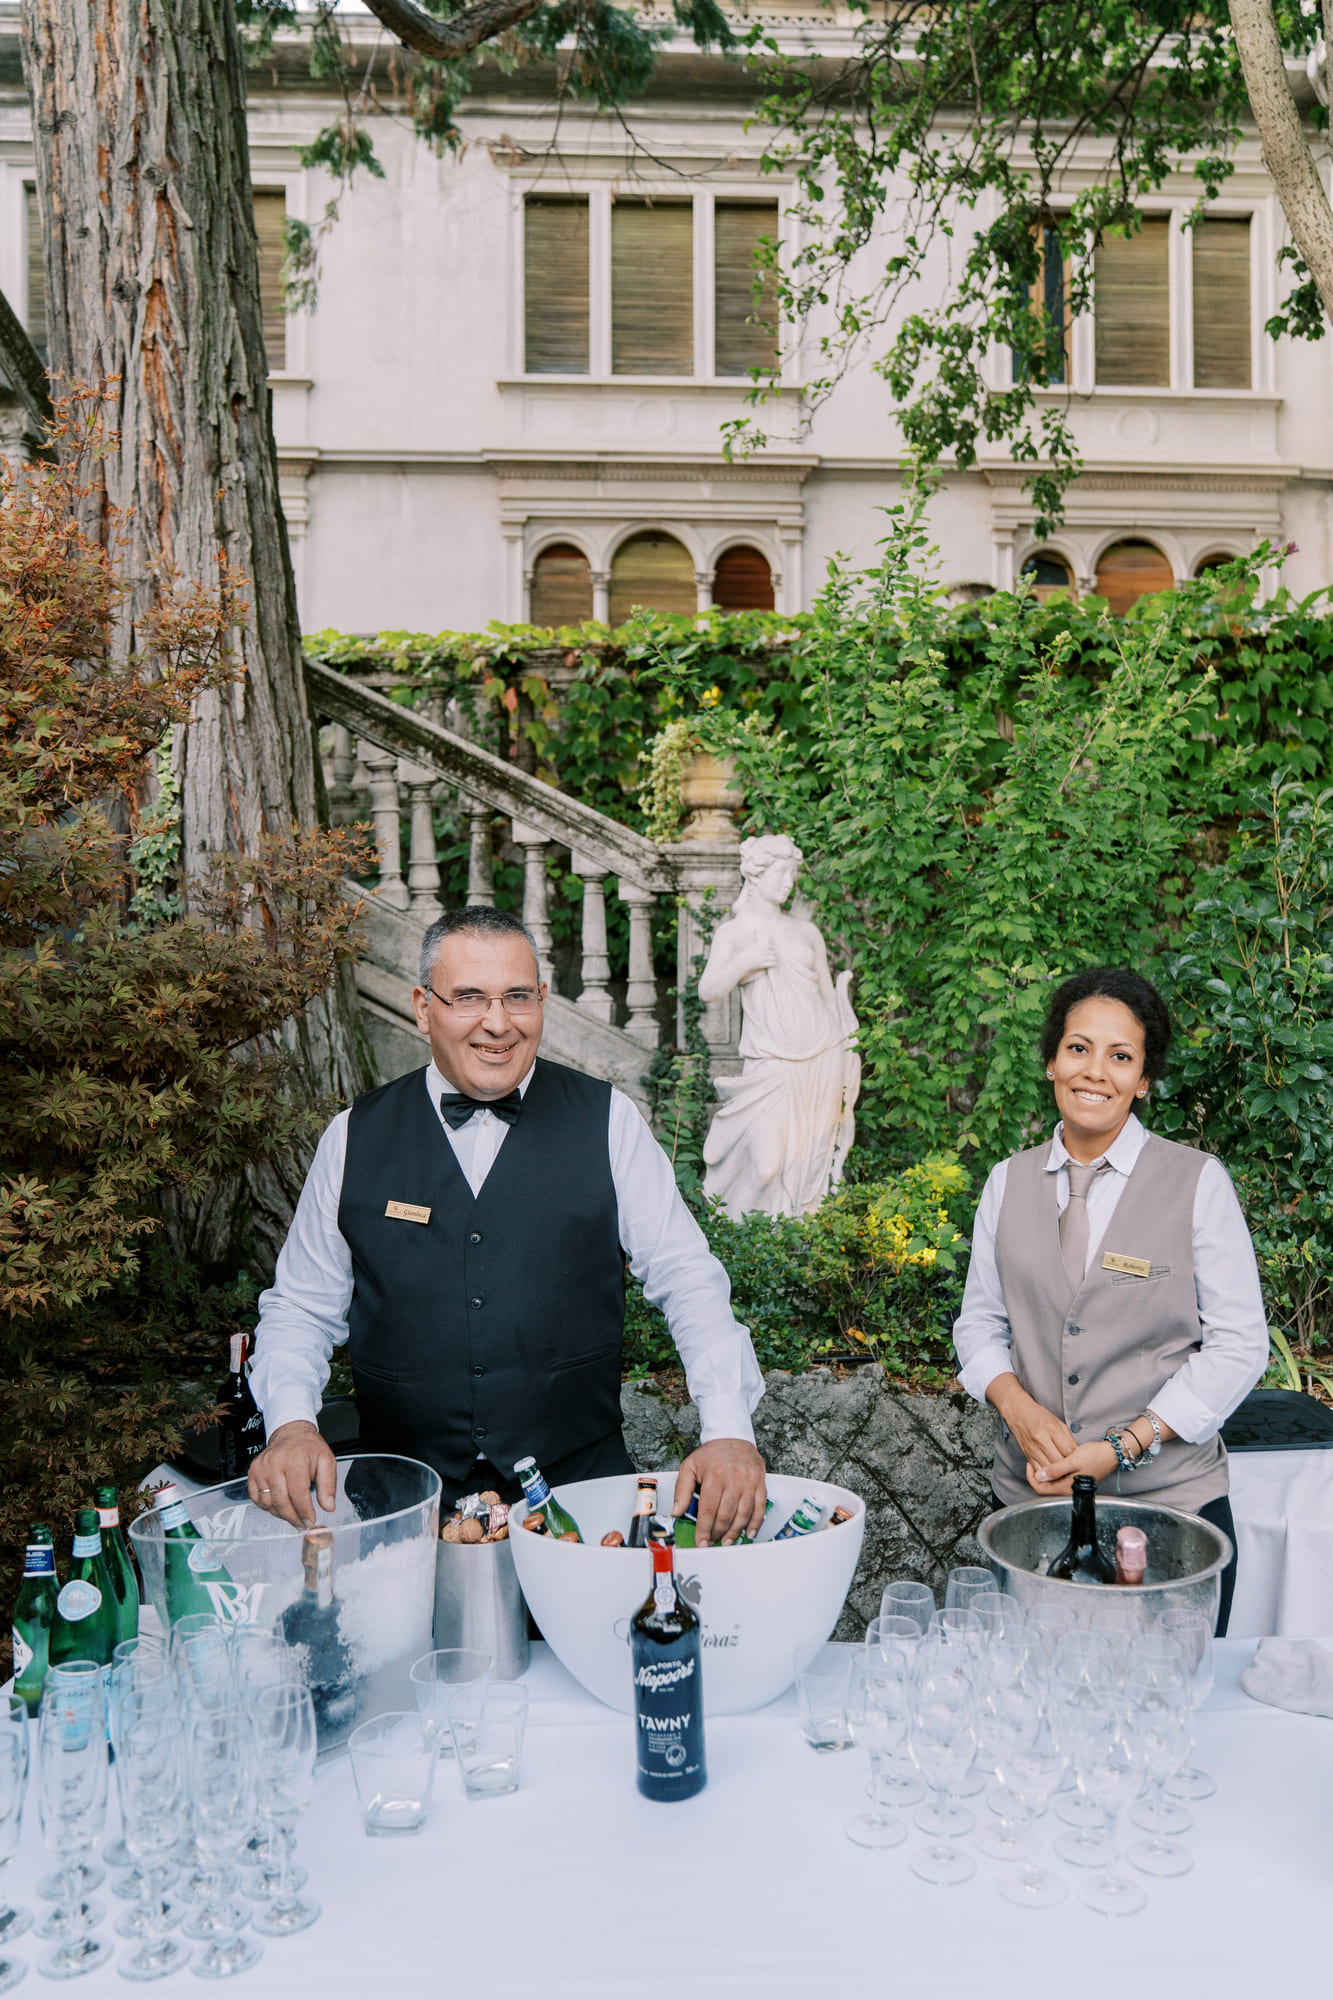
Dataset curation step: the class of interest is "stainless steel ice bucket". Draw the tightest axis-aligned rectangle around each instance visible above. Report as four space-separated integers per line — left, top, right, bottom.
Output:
433 1536 530 1680
978 1498 1232 1633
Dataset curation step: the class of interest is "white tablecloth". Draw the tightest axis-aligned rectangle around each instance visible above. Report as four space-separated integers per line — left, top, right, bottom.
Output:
1228 1450 1333 1637
8 1639 1333 2000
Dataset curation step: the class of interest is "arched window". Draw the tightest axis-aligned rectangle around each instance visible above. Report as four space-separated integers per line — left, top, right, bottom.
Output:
712 545 775 612
1020 552 1075 603
1194 553 1236 577
529 544 593 627
608 532 696 624
1093 539 1174 616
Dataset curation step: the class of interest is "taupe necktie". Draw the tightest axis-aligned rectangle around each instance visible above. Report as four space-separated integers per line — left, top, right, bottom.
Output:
1060 1159 1109 1290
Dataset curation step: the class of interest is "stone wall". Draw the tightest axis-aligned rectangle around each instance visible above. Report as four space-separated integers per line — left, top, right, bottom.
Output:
620 1368 1000 1638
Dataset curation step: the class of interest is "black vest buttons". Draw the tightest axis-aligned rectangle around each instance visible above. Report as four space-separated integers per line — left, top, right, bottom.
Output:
470 1297 484 1310
473 1425 488 1440
1067 1373 1080 1385
472 1365 486 1378
469 1232 482 1244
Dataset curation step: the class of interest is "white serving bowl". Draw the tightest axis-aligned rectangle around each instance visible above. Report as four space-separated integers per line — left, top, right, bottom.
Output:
509 1470 865 1715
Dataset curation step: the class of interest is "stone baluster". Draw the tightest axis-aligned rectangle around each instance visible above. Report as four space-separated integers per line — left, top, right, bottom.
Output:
326 724 359 826
571 850 614 1022
361 742 409 909
511 819 554 980
466 806 495 907
617 881 659 1047
402 762 443 917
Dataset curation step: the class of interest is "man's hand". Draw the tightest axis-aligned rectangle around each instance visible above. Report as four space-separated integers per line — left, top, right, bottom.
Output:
672 1439 767 1547
1026 1441 1119 1498
986 1373 1079 1486
247 1421 337 1531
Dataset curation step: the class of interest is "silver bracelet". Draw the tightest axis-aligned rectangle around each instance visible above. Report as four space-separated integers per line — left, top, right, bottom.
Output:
1137 1410 1162 1459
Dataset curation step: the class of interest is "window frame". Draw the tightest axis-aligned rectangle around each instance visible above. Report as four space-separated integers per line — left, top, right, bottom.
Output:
1009 199 1271 398
513 181 792 386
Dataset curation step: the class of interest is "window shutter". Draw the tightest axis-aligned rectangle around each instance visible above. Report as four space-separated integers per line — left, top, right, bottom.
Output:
1193 218 1251 389
253 191 287 373
25 186 45 359
524 199 590 375
609 532 696 623
712 545 774 611
714 202 778 377
1092 539 1174 615
1011 219 1069 385
530 544 594 626
1094 219 1170 387
611 203 693 376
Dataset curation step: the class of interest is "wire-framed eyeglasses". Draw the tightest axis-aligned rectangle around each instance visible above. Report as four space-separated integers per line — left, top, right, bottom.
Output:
426 984 543 1023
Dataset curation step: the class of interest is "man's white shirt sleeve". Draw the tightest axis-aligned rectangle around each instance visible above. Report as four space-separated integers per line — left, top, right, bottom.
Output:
251 1077 765 1446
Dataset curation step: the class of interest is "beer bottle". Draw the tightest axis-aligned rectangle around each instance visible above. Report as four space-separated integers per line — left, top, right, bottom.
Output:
1049 1475 1116 1585
152 1480 241 1625
218 1333 266 1480
92 1481 141 1649
13 1525 58 1716
631 1530 706 1802
48 1508 120 1686
513 1458 581 1542
279 1529 359 1735
773 1495 824 1541
736 1500 774 1546
626 1476 658 1550
672 1494 700 1550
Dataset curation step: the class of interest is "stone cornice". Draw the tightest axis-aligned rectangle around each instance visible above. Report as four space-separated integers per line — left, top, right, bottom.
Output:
484 452 816 484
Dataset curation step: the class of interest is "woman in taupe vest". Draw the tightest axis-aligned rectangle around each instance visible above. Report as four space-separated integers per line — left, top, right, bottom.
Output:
953 966 1268 1633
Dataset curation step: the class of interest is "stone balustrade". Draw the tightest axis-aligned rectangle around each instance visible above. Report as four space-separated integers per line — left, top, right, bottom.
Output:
306 662 741 1068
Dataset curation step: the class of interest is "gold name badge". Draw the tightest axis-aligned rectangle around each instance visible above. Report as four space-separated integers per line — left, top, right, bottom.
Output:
385 1201 432 1225
1103 1252 1151 1278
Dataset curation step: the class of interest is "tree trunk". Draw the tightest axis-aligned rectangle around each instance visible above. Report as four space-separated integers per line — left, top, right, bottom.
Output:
1229 0 1333 324
20 0 375 1121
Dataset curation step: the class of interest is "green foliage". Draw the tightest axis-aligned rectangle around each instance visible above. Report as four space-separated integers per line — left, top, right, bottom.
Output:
643 892 719 1202
738 0 1319 531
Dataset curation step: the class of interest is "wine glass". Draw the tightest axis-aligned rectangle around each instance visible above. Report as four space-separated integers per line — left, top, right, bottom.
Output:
0 1698 30 1996
992 1708 1071 1910
183 1703 262 1977
1159 1610 1217 1800
1068 1706 1149 1916
36 1666 106 1903
248 1685 320 1936
34 1683 112 1978
1124 1680 1193 1878
114 1711 192 1981
944 1567 994 1614
844 1642 910 1849
879 1581 934 1634
862 1621 924 1806
907 1671 978 1883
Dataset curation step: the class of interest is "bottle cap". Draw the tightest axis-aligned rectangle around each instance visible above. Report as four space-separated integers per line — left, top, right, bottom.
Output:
513 1457 536 1475
1116 1526 1148 1557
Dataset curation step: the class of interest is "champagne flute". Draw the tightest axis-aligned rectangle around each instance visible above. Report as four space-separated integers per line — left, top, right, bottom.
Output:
1069 1706 1149 1916
231 1630 302 1884
907 1672 978 1883
863 1620 924 1806
0 1698 30 1996
34 1686 112 1978
974 1682 1041 1861
1124 1681 1193 1877
1159 1609 1217 1800
248 1685 320 1935
1050 1682 1117 1855
115 1712 192 1981
36 1667 106 1904
992 1708 1070 1910
183 1703 262 1978
105 1641 170 1871
844 1644 909 1849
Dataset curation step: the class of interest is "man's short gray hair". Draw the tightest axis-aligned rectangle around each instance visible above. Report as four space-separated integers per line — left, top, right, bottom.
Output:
419 907 541 988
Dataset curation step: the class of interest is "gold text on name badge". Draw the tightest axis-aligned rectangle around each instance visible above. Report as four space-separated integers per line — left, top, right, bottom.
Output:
385 1201 432 1225
1103 1251 1151 1278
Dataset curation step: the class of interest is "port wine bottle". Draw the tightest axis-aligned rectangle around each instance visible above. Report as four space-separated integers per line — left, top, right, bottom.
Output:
218 1334 266 1479
631 1531 706 1803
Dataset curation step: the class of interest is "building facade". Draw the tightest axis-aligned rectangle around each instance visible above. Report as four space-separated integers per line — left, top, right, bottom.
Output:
2 2 1329 631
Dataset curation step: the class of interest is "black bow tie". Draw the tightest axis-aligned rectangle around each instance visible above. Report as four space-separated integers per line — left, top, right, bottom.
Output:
438 1089 524 1130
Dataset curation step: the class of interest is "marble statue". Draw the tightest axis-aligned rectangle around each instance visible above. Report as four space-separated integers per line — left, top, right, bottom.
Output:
697 835 860 1220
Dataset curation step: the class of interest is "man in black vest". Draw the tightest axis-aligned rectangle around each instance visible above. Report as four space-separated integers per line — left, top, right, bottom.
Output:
247 906 768 1544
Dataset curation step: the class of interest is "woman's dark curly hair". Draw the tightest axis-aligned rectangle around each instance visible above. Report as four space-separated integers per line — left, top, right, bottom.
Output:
1039 967 1172 1083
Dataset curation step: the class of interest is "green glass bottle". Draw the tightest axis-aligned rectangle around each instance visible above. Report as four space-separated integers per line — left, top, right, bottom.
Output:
152 1480 241 1625
48 1508 120 1685
92 1481 141 1649
513 1457 582 1541
12 1525 58 1716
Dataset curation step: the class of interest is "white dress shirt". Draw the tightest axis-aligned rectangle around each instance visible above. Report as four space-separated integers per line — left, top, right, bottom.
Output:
952 1114 1269 1443
251 1062 764 1447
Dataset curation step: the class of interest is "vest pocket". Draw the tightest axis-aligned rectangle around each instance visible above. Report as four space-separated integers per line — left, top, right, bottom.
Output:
1109 1264 1172 1285
549 1342 623 1375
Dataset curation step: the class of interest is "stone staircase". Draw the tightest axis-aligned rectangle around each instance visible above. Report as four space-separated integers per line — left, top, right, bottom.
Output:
305 661 744 1109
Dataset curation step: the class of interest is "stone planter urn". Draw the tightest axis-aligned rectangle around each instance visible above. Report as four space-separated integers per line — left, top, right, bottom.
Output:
679 750 743 842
